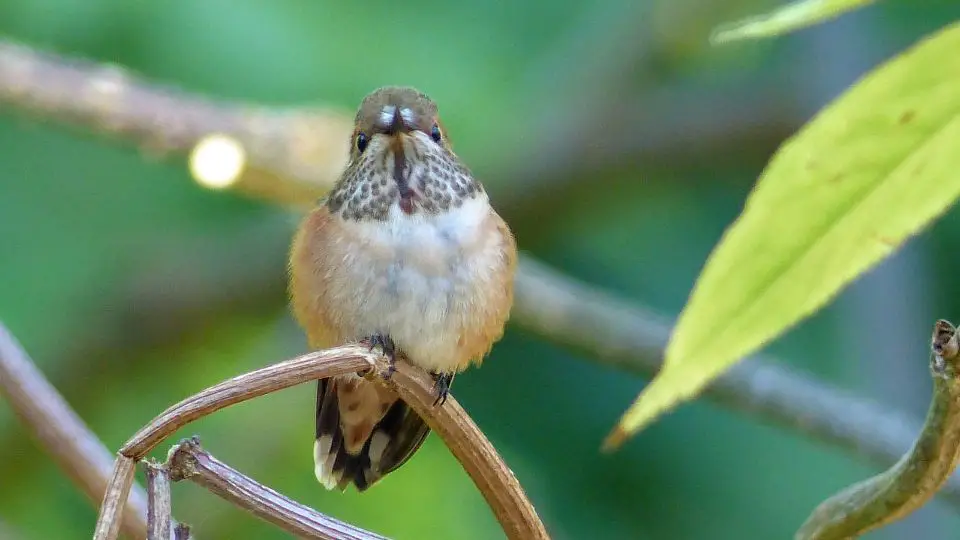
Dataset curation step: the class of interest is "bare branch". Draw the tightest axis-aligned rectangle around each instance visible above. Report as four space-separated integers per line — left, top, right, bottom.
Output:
120 346 378 459
376 360 549 540
796 320 960 539
146 461 173 540
93 455 137 540
513 257 960 503
0 40 351 210
0 322 149 539
114 344 546 539
166 437 387 540
0 38 796 215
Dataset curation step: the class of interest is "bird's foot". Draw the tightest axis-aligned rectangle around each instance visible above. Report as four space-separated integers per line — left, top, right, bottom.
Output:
366 333 397 380
431 372 454 406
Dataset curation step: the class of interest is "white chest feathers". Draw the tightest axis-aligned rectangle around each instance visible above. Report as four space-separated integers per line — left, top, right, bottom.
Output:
331 194 504 372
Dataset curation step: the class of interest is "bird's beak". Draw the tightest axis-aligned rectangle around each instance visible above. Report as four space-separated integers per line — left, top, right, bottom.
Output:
375 105 414 136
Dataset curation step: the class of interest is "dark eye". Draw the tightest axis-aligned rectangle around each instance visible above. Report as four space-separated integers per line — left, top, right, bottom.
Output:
430 124 442 143
356 132 369 153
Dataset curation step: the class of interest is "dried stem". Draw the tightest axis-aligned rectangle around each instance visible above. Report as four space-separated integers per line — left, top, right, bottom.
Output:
113 344 545 539
119 346 378 459
146 461 173 540
166 437 386 540
93 455 137 540
0 322 151 538
374 360 549 539
796 320 960 539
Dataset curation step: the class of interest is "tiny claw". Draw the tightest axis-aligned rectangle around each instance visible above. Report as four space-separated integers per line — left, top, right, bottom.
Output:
366 333 397 380
383 358 397 380
432 372 453 406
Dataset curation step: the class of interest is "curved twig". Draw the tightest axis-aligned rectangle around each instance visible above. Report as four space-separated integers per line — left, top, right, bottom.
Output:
795 319 960 539
91 346 378 540
166 437 387 540
372 360 549 540
106 344 546 540
119 346 377 459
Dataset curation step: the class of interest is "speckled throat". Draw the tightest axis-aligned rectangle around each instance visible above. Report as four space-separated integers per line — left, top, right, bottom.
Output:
326 135 484 222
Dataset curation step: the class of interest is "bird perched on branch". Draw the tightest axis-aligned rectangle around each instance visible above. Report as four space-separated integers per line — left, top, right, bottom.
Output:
288 86 517 491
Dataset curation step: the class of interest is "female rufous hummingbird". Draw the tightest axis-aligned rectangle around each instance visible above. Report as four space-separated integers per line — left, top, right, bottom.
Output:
288 86 517 491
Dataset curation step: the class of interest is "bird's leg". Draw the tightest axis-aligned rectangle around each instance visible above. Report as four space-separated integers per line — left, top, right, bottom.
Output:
365 333 397 379
431 372 454 406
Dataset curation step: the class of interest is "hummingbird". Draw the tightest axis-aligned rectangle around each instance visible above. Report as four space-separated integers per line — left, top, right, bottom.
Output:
288 86 517 491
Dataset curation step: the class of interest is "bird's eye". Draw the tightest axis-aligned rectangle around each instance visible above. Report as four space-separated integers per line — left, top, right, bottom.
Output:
430 124 442 143
356 132 369 153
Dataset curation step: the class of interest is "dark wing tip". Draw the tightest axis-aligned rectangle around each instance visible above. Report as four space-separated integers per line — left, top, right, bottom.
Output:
313 378 434 491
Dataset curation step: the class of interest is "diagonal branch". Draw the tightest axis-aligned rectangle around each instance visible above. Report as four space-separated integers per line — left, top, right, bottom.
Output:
0 322 153 539
513 258 960 503
0 40 351 210
167 437 386 540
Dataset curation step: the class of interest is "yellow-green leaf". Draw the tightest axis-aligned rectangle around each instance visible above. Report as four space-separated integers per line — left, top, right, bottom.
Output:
710 0 877 44
604 21 960 450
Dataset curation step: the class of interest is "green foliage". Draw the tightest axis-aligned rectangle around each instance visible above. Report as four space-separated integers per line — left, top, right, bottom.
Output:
2 2 960 540
610 21 960 444
710 0 878 43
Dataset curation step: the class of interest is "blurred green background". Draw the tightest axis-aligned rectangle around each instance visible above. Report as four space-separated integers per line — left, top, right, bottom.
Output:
2 1 960 538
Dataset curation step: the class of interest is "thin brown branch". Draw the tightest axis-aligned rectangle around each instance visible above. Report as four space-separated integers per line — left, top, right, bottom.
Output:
512 257 960 503
145 461 173 540
119 346 377 459
166 437 387 540
0 38 797 217
0 40 351 210
376 360 549 540
93 455 137 540
0 322 150 539
114 344 546 539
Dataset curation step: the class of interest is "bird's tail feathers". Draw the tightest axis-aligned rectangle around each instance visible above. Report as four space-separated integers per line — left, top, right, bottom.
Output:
314 377 433 491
